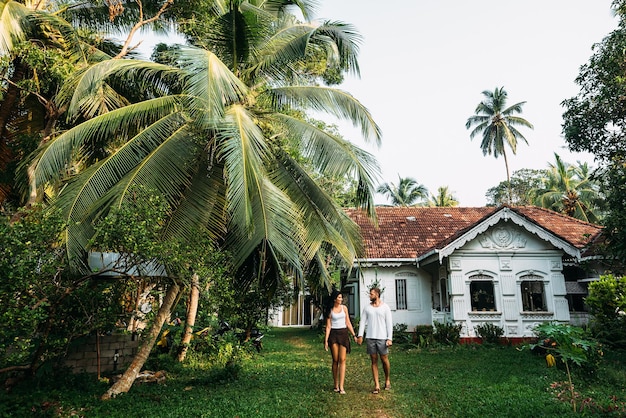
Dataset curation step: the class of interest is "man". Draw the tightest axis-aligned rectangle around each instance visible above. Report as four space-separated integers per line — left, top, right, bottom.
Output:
356 287 393 394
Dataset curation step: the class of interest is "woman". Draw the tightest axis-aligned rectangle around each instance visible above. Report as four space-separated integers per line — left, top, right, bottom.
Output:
324 290 357 394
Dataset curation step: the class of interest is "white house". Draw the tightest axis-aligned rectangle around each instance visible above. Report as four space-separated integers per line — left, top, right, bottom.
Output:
343 205 603 342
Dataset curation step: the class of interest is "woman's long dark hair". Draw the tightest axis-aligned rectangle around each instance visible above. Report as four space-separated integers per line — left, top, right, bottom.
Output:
324 289 342 319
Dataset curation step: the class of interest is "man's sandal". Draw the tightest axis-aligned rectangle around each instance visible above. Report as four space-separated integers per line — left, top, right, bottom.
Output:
371 388 380 394
384 384 391 390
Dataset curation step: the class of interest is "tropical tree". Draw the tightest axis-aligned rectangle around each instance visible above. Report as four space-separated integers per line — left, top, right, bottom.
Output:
466 87 534 203
376 176 428 206
533 153 602 222
27 0 381 396
427 186 459 207
562 0 626 265
0 0 175 208
485 168 547 207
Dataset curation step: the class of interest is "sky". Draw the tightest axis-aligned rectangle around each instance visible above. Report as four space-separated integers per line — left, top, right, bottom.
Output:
137 1 620 207
308 0 619 206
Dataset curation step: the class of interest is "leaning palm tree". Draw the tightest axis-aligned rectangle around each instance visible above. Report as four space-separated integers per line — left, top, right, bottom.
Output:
427 186 459 207
466 87 533 203
376 176 428 206
533 153 602 222
30 0 381 397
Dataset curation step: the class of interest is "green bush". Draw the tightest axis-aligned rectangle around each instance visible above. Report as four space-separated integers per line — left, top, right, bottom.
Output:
393 323 412 344
433 321 462 345
474 323 504 345
531 322 603 380
413 324 434 347
585 275 626 348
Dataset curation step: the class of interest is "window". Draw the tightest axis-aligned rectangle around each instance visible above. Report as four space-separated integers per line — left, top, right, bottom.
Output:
521 276 547 311
396 279 407 310
470 275 495 311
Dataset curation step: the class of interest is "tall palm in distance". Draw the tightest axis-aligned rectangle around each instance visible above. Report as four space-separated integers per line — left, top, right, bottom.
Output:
466 87 533 204
533 153 603 223
376 176 428 206
427 186 459 207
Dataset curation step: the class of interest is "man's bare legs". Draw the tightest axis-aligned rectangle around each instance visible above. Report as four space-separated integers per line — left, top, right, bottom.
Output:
380 354 391 389
370 353 390 392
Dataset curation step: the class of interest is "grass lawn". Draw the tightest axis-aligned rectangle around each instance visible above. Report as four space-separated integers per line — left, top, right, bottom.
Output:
2 327 625 417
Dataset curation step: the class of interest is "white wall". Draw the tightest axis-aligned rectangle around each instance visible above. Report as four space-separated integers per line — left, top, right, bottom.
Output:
448 222 570 338
357 265 432 332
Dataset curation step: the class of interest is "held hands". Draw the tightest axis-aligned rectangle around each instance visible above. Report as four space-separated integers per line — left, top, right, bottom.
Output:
356 336 363 345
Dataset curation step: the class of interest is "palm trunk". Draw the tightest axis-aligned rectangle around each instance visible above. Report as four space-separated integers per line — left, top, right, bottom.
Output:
101 282 180 400
503 151 512 205
177 273 200 362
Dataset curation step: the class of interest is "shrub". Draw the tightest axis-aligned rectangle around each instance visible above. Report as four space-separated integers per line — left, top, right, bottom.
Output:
530 322 604 412
414 325 434 347
393 323 411 344
475 323 504 345
433 321 462 345
585 275 626 348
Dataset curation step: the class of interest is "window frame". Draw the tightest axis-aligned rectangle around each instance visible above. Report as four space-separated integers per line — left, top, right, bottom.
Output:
469 274 496 311
395 278 408 310
520 275 547 312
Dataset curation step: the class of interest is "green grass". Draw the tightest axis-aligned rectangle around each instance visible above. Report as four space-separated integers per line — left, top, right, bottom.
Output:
2 327 625 417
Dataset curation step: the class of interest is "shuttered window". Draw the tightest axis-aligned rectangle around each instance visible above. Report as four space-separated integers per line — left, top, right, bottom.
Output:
396 279 407 310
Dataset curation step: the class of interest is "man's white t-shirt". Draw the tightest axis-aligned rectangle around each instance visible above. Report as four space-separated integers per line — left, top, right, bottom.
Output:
358 302 393 341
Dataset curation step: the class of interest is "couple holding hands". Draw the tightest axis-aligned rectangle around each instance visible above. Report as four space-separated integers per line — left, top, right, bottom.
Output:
324 287 393 395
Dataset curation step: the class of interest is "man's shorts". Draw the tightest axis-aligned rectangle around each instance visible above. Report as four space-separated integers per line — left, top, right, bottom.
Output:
366 338 389 355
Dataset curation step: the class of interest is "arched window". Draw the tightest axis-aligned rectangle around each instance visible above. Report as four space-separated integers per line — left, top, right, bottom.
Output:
469 274 495 311
520 275 546 311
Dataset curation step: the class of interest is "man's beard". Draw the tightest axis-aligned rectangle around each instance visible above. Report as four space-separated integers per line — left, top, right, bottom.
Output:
370 297 376 303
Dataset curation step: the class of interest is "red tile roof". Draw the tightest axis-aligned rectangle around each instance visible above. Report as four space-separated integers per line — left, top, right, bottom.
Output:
345 206 603 260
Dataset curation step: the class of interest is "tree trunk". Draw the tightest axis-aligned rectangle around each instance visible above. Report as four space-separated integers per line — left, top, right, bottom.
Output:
177 273 200 362
503 150 512 205
101 282 180 400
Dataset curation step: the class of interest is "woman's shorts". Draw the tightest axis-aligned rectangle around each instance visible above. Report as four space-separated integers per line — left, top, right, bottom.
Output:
328 328 351 353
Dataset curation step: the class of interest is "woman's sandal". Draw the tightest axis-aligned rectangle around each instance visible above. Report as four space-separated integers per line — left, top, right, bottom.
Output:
333 388 340 393
371 388 380 394
384 384 391 390
339 390 346 395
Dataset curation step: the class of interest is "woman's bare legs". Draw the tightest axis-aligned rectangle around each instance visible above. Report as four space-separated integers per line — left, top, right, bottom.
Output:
330 343 348 393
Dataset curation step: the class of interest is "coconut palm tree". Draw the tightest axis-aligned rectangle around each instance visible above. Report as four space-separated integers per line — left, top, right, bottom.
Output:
30 0 381 397
533 153 602 222
427 186 459 207
466 87 533 203
376 176 428 206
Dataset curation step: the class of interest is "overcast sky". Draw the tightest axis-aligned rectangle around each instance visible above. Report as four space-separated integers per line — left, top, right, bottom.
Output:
312 1 618 206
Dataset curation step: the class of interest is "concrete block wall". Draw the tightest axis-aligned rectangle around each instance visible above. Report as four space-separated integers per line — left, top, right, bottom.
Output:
62 334 140 374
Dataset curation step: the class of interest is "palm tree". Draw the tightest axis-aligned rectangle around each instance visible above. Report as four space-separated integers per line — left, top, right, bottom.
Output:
533 153 602 222
427 186 459 207
29 5 381 389
466 87 533 203
376 176 428 206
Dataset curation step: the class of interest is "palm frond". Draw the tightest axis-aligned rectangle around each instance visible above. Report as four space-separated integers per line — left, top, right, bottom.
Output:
32 96 182 187
58 59 176 119
176 46 249 124
266 85 382 145
54 114 191 267
0 0 28 53
163 157 228 243
271 149 363 262
219 104 272 232
313 20 362 76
